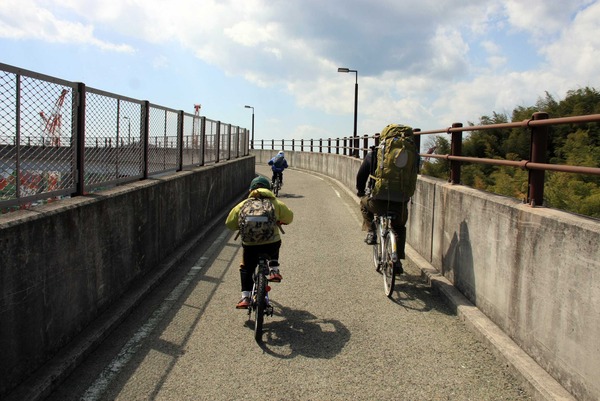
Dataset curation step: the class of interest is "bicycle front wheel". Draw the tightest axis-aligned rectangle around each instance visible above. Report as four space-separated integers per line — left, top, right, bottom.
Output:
253 272 267 343
382 232 397 297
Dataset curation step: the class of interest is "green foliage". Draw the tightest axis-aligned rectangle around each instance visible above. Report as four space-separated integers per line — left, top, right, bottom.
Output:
420 135 450 179
419 86 600 219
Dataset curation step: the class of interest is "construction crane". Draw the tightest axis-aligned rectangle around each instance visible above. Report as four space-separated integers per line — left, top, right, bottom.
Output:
39 89 68 146
192 104 202 148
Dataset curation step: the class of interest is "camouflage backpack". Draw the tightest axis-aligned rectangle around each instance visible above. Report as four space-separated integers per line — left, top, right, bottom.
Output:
238 197 277 243
370 124 419 202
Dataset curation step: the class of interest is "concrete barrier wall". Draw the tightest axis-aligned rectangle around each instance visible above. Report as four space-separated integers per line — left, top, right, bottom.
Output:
0 156 255 396
253 149 600 401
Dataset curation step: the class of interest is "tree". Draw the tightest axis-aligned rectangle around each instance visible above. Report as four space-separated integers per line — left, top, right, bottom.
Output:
420 135 450 179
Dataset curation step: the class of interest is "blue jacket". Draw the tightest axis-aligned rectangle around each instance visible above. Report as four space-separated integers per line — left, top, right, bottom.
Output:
268 155 288 173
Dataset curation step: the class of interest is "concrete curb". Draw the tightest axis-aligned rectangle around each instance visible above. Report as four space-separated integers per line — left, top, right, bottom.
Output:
298 166 575 401
4 192 247 401
406 248 575 401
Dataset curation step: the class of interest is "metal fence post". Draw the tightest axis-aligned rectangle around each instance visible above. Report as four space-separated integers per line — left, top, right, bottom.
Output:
528 112 549 206
142 101 150 179
215 121 221 163
336 138 340 154
328 138 332 154
292 139 295 151
177 110 184 171
75 83 86 196
450 122 463 184
413 128 421 157
200 116 206 166
319 138 323 153
362 134 369 158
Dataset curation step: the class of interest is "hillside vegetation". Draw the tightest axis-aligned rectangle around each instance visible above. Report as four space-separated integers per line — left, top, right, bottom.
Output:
420 87 600 219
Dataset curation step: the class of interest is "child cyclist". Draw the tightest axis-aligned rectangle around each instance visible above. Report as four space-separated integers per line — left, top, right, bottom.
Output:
225 176 294 309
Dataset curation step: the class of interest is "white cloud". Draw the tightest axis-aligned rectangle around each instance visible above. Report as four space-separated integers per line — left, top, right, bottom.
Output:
0 0 133 52
2 0 600 139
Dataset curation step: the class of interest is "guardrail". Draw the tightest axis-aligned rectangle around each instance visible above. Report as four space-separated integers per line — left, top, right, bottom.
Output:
254 112 600 207
0 62 250 212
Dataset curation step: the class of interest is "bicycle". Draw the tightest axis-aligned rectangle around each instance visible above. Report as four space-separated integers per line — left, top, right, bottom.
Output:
248 254 274 343
371 212 400 297
235 224 285 343
272 176 282 197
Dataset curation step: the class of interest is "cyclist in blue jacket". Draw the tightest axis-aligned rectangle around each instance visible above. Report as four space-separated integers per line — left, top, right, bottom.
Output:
268 151 288 187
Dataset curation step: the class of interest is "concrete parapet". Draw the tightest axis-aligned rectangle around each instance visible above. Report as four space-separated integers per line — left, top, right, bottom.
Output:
0 156 255 397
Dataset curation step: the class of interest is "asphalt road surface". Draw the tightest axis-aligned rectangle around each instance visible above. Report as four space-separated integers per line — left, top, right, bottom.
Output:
46 165 531 401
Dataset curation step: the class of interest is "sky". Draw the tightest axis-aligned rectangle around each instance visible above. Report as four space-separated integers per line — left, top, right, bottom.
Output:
1 0 599 146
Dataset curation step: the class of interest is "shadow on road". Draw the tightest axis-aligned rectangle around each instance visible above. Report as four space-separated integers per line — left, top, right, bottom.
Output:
388 268 455 315
244 302 350 359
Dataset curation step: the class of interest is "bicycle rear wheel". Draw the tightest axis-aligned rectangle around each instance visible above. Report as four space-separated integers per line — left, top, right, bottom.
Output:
382 232 397 297
253 271 267 343
273 177 280 196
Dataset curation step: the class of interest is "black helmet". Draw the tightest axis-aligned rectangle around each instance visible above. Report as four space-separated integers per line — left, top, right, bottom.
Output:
249 176 271 190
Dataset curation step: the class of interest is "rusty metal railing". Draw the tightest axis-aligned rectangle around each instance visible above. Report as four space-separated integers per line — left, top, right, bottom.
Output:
0 62 250 213
253 112 600 207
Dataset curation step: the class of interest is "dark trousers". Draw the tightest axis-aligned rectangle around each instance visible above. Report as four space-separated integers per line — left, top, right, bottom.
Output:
271 171 283 184
239 241 281 292
360 196 408 259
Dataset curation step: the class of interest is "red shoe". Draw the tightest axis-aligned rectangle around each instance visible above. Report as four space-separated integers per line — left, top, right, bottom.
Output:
268 271 282 282
236 297 251 309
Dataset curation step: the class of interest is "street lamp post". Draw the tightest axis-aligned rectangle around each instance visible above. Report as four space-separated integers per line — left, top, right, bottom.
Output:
122 116 131 145
338 67 358 157
244 105 255 149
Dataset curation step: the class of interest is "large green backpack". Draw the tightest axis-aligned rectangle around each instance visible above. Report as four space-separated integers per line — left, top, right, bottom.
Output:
369 124 419 202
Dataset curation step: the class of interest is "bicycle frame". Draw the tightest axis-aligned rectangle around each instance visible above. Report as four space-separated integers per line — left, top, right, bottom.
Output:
372 213 399 297
272 176 281 196
376 215 398 263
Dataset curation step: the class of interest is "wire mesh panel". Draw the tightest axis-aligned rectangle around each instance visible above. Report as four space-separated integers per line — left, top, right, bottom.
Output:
147 105 180 175
230 126 240 158
204 119 218 163
0 65 76 211
0 62 250 213
84 89 144 190
182 112 203 168
220 123 230 161
238 128 248 157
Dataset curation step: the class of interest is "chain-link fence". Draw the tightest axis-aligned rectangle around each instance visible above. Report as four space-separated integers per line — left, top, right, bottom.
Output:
0 62 250 213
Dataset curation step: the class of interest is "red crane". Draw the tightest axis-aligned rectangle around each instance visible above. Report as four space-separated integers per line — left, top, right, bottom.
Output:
39 89 68 146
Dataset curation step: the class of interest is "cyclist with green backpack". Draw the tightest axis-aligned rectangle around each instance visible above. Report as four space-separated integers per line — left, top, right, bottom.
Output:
225 176 294 309
356 124 420 269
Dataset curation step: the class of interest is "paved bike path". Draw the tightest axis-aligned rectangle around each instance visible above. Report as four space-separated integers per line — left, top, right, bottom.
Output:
48 165 533 400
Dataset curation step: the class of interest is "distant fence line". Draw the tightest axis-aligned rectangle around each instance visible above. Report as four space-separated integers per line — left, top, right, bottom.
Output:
253 112 600 207
0 62 250 212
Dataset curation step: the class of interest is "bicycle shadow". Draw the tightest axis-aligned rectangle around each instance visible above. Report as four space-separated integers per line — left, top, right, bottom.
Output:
386 265 455 315
244 302 350 359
